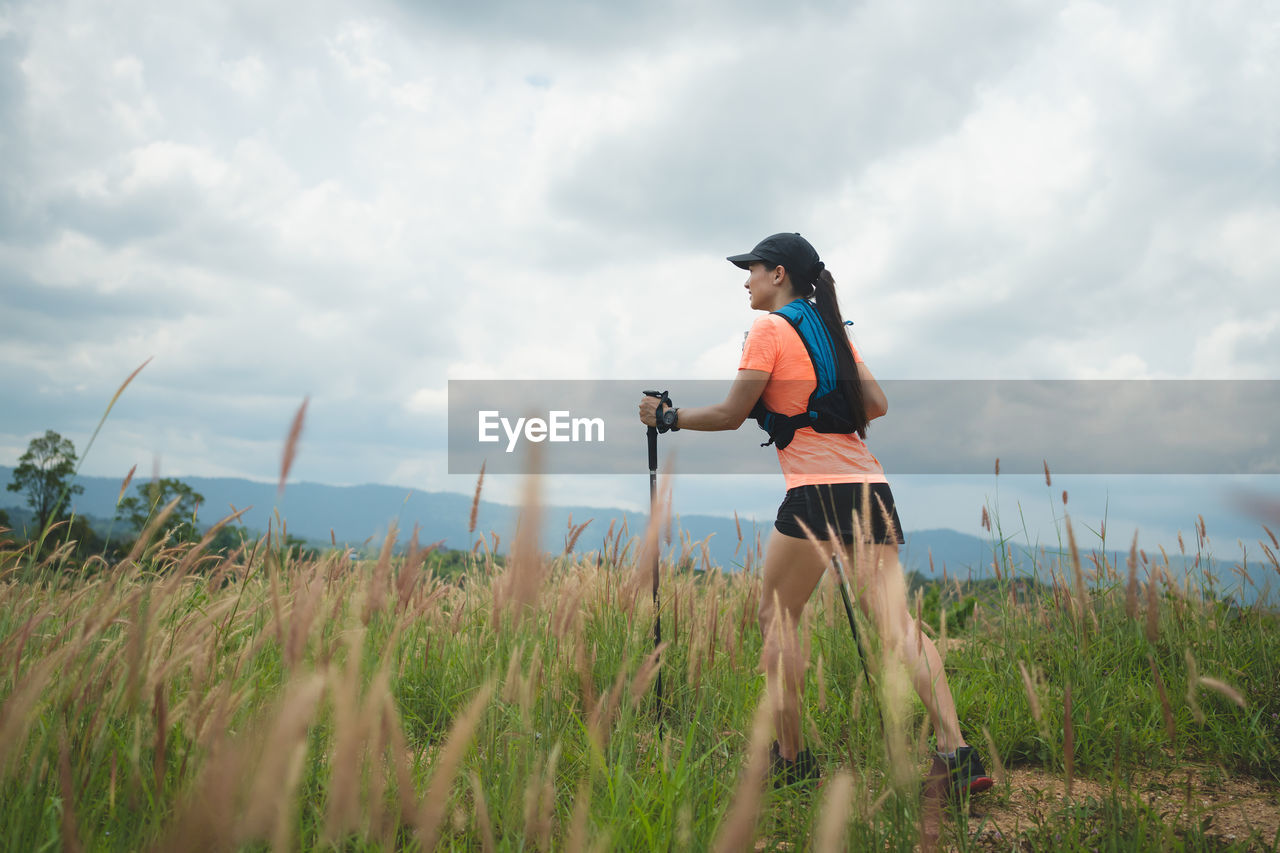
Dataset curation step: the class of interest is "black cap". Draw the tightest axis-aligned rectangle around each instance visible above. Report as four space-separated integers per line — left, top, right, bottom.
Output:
727 232 823 283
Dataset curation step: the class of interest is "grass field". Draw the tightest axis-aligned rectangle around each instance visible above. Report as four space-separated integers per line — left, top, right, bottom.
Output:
1 485 1278 851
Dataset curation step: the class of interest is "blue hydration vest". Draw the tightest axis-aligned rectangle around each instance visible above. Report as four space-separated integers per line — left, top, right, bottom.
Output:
749 298 857 450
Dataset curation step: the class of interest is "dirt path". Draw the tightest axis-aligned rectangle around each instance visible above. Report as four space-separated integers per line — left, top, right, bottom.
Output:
956 765 1279 850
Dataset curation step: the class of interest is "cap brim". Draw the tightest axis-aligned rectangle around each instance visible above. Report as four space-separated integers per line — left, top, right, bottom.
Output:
726 252 761 270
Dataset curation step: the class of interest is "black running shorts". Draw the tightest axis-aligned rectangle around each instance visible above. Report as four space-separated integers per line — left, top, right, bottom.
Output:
773 482 905 545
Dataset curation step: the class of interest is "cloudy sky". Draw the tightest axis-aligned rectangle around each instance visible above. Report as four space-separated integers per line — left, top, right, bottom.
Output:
2 0 1277 546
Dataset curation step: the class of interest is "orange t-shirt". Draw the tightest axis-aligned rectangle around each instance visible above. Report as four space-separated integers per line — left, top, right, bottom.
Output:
738 312 887 490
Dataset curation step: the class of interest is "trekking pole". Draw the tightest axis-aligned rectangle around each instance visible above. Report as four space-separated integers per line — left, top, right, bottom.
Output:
827 552 886 741
642 390 670 733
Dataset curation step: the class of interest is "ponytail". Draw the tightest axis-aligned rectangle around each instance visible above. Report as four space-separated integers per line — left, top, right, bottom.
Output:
807 269 869 438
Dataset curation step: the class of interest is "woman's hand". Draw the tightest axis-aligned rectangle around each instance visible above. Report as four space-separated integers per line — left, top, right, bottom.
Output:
637 372 768 432
638 395 661 427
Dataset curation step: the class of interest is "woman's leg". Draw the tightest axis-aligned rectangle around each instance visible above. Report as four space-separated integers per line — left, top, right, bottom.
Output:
758 529 831 761
859 543 966 753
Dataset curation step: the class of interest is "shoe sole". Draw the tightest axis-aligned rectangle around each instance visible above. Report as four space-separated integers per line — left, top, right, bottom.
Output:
960 775 994 795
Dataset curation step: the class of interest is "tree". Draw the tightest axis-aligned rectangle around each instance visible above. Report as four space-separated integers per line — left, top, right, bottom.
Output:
116 478 206 546
6 430 84 532
208 521 250 555
62 514 107 563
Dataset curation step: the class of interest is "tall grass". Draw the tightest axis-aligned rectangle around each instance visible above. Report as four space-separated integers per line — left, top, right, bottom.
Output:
0 491 1277 850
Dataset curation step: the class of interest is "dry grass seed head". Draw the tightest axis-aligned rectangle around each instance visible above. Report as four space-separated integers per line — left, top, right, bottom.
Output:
278 396 308 496
323 631 368 842
115 463 138 508
175 506 250 579
469 770 497 853
564 779 593 853
938 606 948 662
1065 514 1090 640
396 529 434 613
469 461 485 535
629 641 669 708
519 645 543 722
1019 660 1044 728
816 652 827 711
155 709 245 851
269 562 287 650
1259 541 1279 576
686 637 704 690
588 669 628 751
1064 682 1075 797
499 445 549 621
153 681 168 793
123 495 184 566
361 669 395 844
57 732 83 853
981 725 1005 784
813 769 854 853
553 580 585 641
879 644 917 791
416 681 495 850
1126 530 1140 620
630 476 671 604
523 741 560 851
286 573 325 669
362 524 398 624
711 692 773 853
240 673 326 845
123 592 152 710
381 690 421 834
575 640 597 716
1197 676 1246 709
1184 649 1206 724
564 517 593 557
1146 567 1161 644
501 644 524 704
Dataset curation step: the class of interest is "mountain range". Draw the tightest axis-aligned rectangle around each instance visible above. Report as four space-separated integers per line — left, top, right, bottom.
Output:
2 467 1271 602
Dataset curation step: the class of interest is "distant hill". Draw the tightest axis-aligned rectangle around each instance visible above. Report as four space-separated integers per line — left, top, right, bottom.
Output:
2 467 1270 601
1 465 1000 575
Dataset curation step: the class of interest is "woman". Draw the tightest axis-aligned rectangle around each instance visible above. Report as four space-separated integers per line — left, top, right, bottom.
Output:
638 232 991 795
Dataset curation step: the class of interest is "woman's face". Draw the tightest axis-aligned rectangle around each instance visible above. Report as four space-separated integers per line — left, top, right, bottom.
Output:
744 261 782 311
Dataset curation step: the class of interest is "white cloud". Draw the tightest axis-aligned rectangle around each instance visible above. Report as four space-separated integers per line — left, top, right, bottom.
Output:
405 387 448 415
220 55 267 98
1202 206 1280 282
1191 314 1280 378
123 141 230 191
1 0 1277 538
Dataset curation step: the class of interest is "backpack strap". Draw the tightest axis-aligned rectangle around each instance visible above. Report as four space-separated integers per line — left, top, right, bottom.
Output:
750 299 854 449
775 299 840 400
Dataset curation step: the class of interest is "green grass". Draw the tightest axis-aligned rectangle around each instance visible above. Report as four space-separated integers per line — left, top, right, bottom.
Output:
0 502 1277 851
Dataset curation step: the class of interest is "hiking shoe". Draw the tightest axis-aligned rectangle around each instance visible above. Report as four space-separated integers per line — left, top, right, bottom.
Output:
770 741 821 788
936 746 993 797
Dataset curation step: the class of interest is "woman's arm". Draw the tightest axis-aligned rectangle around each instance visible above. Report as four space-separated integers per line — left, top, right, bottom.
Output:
638 370 769 431
858 362 888 420
639 363 886 429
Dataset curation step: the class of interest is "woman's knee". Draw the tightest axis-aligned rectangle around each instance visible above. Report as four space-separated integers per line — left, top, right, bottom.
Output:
759 593 803 640
758 627 800 673
757 594 775 637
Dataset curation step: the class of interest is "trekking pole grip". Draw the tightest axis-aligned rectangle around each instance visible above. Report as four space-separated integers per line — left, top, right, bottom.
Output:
643 390 665 471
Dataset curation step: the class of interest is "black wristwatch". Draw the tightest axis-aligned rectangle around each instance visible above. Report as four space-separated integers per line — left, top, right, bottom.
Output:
658 406 680 432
